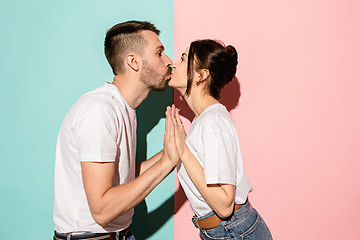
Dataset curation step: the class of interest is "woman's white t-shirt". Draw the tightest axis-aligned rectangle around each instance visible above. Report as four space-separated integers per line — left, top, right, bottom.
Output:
177 103 253 217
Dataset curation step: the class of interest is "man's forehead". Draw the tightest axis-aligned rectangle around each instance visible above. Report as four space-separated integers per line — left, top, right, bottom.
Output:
141 30 163 50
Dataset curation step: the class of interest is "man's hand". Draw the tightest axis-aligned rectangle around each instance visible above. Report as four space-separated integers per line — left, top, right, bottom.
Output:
163 106 179 166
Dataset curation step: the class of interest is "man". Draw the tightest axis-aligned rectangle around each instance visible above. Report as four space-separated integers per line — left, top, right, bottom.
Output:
53 21 178 240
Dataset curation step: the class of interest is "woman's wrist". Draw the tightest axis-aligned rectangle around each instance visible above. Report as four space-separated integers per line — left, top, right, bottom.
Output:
180 144 192 162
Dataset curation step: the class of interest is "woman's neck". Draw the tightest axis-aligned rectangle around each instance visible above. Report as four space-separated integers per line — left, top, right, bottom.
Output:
185 90 219 117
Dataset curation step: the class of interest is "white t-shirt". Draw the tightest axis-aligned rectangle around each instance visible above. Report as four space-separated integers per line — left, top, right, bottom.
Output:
53 82 137 233
177 103 253 217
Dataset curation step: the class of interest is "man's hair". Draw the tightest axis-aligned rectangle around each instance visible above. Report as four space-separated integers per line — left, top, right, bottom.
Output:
104 20 160 75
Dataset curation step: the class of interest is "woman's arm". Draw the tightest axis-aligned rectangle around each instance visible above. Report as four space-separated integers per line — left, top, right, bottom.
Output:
171 105 235 218
181 148 235 218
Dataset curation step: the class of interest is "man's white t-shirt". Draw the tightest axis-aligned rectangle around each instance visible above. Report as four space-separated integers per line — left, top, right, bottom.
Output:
177 103 253 217
53 82 137 233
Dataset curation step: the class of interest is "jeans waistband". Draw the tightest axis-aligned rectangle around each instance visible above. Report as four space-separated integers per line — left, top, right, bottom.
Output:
194 198 250 222
54 228 131 240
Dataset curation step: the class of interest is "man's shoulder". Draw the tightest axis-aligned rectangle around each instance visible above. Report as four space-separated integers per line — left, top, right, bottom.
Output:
75 84 120 108
65 88 117 120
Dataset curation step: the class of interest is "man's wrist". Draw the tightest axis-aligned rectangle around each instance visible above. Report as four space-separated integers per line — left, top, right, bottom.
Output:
159 154 177 171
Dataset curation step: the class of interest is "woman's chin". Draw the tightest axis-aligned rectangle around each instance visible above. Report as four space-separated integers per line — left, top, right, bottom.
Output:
168 81 186 94
167 80 173 87
168 80 178 89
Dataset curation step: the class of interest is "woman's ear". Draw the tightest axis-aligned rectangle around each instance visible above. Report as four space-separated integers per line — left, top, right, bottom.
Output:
195 69 210 86
199 69 210 81
126 53 140 71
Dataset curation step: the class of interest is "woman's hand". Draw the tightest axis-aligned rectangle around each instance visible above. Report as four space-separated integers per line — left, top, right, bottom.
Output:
171 104 189 160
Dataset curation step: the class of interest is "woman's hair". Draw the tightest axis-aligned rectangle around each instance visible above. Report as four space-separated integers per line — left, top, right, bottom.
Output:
185 39 238 99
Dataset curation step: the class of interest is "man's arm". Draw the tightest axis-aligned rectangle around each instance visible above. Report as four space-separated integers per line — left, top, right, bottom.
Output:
81 155 174 227
81 107 178 227
135 151 163 177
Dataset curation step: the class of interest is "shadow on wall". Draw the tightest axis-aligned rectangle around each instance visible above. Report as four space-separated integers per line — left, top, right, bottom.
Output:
131 88 187 239
219 76 241 113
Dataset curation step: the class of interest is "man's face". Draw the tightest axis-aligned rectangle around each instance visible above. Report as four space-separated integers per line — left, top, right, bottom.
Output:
139 30 173 91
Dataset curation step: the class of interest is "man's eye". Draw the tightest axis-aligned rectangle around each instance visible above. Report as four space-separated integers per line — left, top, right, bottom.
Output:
158 52 162 56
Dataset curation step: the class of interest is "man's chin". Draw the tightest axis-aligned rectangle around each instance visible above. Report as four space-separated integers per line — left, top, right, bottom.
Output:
151 84 167 92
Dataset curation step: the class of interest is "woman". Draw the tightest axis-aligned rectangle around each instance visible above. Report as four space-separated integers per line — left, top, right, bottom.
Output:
168 40 272 240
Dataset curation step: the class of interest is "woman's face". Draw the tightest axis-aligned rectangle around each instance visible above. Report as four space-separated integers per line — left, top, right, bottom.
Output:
168 47 189 94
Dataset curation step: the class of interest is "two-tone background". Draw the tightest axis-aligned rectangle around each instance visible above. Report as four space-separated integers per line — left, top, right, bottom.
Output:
1 0 359 239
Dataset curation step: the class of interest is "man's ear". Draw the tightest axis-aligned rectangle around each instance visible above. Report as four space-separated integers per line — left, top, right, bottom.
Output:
126 53 140 71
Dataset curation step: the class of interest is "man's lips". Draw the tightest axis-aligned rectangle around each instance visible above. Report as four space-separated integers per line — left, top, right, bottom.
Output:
166 71 173 80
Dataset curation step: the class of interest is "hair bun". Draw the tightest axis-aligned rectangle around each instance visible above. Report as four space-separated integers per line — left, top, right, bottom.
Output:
226 45 238 64
224 45 238 83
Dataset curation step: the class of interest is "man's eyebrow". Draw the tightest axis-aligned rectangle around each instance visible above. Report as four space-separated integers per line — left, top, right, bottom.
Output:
156 45 165 51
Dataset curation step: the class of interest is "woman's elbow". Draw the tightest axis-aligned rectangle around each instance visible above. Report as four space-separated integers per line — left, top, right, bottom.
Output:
215 205 234 219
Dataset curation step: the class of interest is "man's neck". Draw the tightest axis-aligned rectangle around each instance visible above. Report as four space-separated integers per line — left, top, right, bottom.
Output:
111 75 150 110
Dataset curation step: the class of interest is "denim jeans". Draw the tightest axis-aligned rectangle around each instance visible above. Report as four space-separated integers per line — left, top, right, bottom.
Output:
53 231 135 240
193 201 272 240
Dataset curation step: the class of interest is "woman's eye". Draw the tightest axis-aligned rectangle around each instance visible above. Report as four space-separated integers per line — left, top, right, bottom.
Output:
180 57 184 61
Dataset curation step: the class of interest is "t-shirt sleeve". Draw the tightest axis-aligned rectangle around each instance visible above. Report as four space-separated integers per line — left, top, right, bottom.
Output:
75 101 119 162
201 125 237 185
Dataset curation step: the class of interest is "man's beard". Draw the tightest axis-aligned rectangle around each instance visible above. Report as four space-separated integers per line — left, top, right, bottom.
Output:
140 60 171 91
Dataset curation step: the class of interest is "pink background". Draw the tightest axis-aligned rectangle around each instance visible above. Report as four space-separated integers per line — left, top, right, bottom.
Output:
173 0 360 239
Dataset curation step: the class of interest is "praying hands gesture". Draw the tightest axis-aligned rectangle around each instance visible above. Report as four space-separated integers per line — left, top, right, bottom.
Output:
163 106 180 166
169 104 190 161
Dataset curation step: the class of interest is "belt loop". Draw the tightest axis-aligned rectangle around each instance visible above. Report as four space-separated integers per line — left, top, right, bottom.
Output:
66 235 71 240
192 216 199 228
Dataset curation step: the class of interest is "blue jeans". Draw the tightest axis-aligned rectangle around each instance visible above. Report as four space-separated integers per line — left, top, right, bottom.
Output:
193 201 272 240
53 231 135 240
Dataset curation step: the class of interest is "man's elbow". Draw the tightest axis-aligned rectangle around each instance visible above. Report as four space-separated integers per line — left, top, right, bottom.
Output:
91 207 128 227
92 213 111 228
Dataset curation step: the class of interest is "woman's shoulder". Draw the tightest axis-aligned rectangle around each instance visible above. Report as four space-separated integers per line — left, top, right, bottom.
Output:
203 103 231 119
198 104 234 130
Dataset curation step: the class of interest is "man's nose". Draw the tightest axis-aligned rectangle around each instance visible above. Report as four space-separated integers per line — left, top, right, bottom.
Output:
164 54 173 65
167 64 173 71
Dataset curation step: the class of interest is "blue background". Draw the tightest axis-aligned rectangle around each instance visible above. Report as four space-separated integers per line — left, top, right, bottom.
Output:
0 1 174 239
